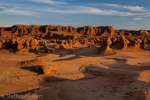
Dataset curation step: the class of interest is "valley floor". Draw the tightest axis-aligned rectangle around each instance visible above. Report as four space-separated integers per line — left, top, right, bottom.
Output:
0 44 150 100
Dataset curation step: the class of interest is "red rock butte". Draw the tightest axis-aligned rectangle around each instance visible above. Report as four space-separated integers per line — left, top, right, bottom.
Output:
0 25 150 54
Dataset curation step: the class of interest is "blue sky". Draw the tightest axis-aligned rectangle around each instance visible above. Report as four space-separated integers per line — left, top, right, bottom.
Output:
0 0 150 30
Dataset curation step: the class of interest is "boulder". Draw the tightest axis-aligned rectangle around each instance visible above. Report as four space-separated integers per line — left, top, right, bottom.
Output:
55 44 60 50
41 65 59 74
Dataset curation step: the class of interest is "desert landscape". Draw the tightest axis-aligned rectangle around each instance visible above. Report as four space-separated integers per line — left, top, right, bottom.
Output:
0 25 149 100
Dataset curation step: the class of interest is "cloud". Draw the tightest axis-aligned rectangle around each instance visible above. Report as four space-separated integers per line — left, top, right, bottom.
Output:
104 4 147 12
134 18 143 20
134 12 150 18
0 4 38 16
0 4 13 8
43 6 139 16
3 9 36 16
142 12 150 17
0 4 13 11
29 0 67 5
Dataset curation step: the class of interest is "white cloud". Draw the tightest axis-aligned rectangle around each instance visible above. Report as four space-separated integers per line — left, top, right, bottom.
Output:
134 18 143 20
135 12 150 18
104 4 147 12
29 0 67 5
3 9 36 16
0 4 13 8
43 6 139 16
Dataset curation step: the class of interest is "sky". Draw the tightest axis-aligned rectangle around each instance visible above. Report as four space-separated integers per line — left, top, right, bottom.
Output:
0 0 150 30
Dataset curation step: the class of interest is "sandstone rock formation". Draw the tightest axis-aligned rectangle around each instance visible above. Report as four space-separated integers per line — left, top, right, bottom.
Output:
74 40 81 46
41 65 59 74
1 25 149 42
43 41 51 53
55 44 60 50
140 38 147 50
128 38 143 49
120 36 130 50
105 37 112 51
98 37 116 54
112 37 117 43
19 58 48 67
0 25 149 53
136 39 142 48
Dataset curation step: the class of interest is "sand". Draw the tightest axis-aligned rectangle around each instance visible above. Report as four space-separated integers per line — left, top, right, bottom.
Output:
0 43 150 100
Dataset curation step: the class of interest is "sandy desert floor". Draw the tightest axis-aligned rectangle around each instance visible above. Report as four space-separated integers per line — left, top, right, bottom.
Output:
0 43 150 100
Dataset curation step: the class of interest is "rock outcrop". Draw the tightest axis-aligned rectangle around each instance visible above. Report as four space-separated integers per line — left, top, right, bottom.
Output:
41 65 59 74
0 25 118 39
98 37 116 54
105 37 112 51
0 25 149 53
120 36 130 50
128 38 143 49
140 38 147 50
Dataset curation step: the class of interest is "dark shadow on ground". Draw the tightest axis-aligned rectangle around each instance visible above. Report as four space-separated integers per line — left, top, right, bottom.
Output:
37 46 117 62
20 65 43 74
103 58 150 71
